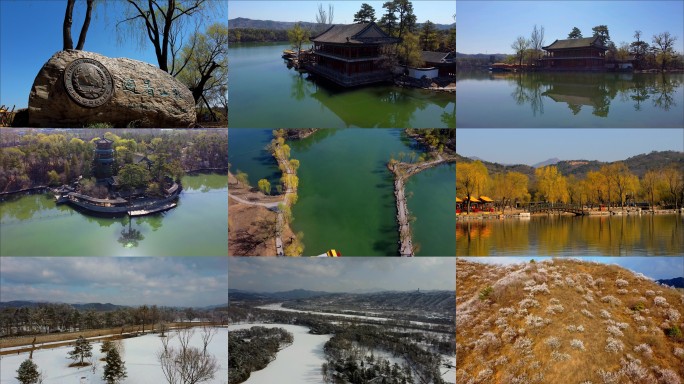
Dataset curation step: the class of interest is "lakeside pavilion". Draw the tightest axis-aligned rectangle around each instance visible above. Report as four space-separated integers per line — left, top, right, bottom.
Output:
305 22 400 87
538 36 608 70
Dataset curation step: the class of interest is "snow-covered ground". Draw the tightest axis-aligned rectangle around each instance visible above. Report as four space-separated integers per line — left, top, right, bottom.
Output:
229 323 331 384
0 328 228 384
257 303 433 326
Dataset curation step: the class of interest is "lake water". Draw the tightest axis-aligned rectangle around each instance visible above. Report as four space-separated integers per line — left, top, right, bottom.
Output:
456 214 684 256
0 173 228 256
456 71 684 127
228 42 455 128
228 129 455 256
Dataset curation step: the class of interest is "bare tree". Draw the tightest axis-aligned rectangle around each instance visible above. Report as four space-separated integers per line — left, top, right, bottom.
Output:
315 3 334 31
511 36 531 67
530 24 545 60
157 328 218 384
652 31 678 70
117 0 216 74
63 0 95 50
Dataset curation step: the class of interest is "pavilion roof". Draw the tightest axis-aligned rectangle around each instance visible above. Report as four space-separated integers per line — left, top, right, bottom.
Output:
311 22 400 44
543 36 608 51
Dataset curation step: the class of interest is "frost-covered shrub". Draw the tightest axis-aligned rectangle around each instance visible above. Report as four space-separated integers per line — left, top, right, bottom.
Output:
473 332 500 352
494 356 509 366
594 277 605 288
581 309 594 318
583 293 595 303
633 314 646 324
606 325 624 337
494 316 508 328
525 314 545 328
549 298 560 305
645 290 655 297
518 298 540 309
600 309 612 319
523 283 550 295
601 295 622 306
565 276 576 287
597 369 620 384
501 327 517 343
673 347 684 359
615 322 629 330
513 337 533 355
475 368 493 383
570 339 585 350
619 360 655 384
499 307 516 316
545 304 565 315
605 337 624 353
551 350 571 361
544 336 561 349
617 289 628 295
665 308 681 322
653 296 668 307
638 325 648 333
633 344 653 359
615 279 629 288
566 324 585 333
656 369 682 384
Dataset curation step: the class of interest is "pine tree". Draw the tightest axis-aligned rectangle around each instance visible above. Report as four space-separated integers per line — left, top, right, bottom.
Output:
103 347 127 384
68 335 93 366
16 359 41 384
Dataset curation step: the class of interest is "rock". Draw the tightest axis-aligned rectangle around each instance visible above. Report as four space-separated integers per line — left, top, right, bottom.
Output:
28 50 196 128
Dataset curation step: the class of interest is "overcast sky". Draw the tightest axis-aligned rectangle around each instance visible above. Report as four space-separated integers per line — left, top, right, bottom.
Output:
229 257 455 292
0 257 228 308
459 257 684 281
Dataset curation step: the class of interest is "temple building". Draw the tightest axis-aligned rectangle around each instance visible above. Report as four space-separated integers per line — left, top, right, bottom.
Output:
93 137 114 180
538 36 608 70
305 22 400 87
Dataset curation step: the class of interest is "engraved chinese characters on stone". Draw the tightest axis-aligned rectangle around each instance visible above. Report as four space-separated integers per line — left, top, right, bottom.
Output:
63 58 114 108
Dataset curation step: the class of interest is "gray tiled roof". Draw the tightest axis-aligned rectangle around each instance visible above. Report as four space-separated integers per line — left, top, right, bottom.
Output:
421 51 455 63
543 36 608 51
311 22 400 44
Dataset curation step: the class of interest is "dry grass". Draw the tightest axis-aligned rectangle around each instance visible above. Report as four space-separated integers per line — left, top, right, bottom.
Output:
457 258 684 384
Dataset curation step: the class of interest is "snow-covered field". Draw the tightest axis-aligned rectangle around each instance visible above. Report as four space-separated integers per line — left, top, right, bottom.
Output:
0 328 228 384
228 323 331 384
257 303 433 326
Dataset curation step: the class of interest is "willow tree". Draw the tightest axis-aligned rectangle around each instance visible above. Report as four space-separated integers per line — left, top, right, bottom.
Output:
63 0 95 50
177 23 228 109
456 161 489 214
492 171 529 213
535 166 568 203
117 0 218 75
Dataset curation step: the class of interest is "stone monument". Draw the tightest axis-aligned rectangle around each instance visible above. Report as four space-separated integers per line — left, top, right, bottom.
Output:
28 50 196 127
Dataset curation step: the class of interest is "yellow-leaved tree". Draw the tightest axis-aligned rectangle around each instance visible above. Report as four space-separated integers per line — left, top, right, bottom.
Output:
534 165 568 203
456 161 489 214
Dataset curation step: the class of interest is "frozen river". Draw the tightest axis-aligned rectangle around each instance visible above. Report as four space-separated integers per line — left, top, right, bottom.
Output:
229 323 330 384
256 303 436 326
0 327 228 384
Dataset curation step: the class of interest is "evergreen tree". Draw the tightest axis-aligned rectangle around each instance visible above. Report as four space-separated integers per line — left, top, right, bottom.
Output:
68 335 93 366
16 359 41 384
354 3 376 23
103 347 127 384
419 20 439 51
568 27 582 39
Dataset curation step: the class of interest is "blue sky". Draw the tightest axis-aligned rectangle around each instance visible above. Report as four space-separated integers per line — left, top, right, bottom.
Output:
229 257 455 292
457 1 684 54
0 0 228 109
456 128 684 165
0 257 228 307
459 257 684 281
229 0 456 25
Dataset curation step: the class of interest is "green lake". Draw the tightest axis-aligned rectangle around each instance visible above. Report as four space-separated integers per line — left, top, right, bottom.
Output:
228 42 455 128
228 128 455 256
456 71 684 127
0 174 228 256
456 214 684 256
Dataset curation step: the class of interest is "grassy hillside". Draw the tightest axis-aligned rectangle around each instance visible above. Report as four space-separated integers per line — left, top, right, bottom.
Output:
456 258 684 384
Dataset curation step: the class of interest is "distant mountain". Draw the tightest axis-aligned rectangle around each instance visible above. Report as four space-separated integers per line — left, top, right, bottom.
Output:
0 301 126 311
456 52 509 62
291 290 455 313
657 277 684 288
229 288 335 301
230 17 455 31
457 151 684 179
532 158 560 168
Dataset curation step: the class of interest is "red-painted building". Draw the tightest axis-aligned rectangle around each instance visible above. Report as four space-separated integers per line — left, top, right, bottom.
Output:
539 36 608 70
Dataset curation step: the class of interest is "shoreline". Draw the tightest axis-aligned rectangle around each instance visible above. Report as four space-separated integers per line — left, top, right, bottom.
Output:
457 209 683 221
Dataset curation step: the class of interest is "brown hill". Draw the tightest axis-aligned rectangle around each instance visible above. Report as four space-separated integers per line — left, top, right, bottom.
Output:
456 258 684 384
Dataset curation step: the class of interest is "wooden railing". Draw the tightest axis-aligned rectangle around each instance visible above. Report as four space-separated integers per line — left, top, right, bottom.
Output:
528 202 585 215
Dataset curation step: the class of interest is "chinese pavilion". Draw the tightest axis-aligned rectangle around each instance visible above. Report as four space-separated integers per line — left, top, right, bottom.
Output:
539 36 608 70
93 137 114 180
305 22 400 87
